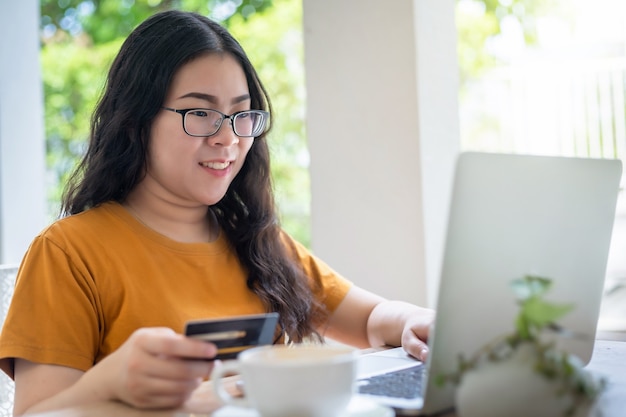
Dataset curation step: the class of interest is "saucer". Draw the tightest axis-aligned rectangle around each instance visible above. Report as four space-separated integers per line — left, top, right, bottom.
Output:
212 395 394 417
340 396 395 417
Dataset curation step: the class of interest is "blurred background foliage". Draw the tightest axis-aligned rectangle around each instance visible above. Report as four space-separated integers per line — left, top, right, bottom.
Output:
455 0 559 88
39 0 551 247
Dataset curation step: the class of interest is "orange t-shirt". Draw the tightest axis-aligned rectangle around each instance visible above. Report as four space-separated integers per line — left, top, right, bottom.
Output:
0 202 352 377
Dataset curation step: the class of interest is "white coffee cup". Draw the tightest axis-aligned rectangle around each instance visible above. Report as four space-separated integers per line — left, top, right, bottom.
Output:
211 344 358 417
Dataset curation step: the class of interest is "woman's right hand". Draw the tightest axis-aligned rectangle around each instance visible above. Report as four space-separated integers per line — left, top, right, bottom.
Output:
13 327 217 415
92 327 218 408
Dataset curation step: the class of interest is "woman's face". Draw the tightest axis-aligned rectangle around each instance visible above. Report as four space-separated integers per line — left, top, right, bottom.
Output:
144 53 255 207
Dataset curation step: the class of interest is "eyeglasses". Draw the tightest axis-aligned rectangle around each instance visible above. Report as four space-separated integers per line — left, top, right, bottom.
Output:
162 107 269 138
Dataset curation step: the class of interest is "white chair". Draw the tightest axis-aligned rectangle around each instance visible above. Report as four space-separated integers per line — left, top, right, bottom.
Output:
0 265 17 417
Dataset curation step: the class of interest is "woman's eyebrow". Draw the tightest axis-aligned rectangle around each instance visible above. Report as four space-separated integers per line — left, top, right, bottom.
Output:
178 92 251 105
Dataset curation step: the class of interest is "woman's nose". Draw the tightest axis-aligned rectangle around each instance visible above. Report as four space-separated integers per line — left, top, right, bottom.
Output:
207 120 239 146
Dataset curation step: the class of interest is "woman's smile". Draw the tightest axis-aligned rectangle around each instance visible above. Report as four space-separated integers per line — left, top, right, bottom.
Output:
201 161 231 170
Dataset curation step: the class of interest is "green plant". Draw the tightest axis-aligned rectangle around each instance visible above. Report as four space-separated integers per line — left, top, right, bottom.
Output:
436 275 606 416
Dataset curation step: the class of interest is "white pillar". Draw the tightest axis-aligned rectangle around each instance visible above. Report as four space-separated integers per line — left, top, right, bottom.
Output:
0 0 47 264
303 0 460 306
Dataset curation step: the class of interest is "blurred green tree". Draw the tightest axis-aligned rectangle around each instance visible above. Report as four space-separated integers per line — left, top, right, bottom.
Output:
455 0 560 86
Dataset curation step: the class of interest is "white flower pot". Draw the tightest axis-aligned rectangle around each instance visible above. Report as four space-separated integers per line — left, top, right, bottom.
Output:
455 344 594 417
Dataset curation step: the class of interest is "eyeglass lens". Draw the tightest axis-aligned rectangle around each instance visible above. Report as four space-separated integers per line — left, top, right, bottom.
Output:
184 110 266 137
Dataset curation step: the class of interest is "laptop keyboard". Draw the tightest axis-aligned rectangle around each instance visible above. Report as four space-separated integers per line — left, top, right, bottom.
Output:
357 364 425 399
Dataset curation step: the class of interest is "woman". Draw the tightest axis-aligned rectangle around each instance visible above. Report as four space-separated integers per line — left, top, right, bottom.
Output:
0 10 434 415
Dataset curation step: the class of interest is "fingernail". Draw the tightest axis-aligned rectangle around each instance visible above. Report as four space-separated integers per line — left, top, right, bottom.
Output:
206 344 218 358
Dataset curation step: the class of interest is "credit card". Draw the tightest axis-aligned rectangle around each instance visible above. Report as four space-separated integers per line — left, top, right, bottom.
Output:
184 312 280 360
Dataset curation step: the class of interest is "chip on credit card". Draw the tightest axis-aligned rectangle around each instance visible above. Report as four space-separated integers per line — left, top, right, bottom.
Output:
184 312 279 360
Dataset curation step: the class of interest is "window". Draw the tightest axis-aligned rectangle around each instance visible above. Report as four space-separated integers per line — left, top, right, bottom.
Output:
457 0 626 339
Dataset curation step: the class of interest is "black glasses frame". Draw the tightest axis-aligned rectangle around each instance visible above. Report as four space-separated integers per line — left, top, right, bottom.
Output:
162 107 269 138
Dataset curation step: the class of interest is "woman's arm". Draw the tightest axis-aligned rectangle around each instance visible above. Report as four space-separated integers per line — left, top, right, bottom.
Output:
324 286 435 361
13 328 217 416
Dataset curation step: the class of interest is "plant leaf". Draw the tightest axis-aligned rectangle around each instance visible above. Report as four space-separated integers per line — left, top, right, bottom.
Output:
515 313 532 340
521 298 574 328
511 275 553 301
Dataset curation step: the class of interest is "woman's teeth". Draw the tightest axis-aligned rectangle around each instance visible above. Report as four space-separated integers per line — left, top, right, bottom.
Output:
202 161 230 170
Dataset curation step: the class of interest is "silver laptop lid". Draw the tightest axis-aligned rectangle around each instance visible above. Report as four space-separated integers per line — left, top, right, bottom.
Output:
422 152 622 414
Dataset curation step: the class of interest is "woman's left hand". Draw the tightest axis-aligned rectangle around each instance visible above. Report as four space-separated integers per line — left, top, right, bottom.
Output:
400 306 436 361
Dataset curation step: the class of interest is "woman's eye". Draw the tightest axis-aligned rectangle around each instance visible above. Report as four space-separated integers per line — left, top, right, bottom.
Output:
189 110 208 117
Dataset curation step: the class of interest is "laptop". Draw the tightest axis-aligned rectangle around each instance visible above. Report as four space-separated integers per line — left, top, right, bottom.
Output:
355 152 622 415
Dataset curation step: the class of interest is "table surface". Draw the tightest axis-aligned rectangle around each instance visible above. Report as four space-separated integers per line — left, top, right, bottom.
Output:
28 339 626 417
581 339 626 417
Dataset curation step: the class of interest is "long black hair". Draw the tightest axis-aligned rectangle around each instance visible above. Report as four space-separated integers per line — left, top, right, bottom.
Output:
61 10 325 342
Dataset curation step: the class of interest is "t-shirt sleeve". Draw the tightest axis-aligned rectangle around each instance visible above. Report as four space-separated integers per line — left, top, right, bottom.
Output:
0 232 101 378
280 232 353 314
